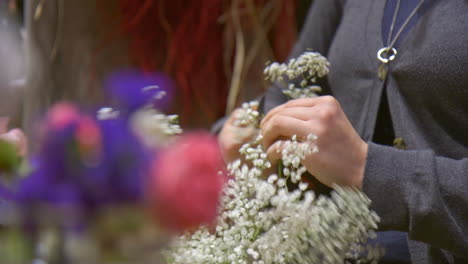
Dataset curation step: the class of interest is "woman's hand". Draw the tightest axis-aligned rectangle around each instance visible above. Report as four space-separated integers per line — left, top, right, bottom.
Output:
260 96 367 189
218 109 258 164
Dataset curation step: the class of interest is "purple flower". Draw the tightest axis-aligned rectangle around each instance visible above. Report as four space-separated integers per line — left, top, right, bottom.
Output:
104 69 174 115
0 184 13 200
14 104 152 215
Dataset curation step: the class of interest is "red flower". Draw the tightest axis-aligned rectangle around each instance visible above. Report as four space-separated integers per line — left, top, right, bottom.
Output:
147 132 226 232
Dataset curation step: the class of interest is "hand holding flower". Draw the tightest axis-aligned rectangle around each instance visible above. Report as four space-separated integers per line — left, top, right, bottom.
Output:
218 108 259 164
260 96 368 189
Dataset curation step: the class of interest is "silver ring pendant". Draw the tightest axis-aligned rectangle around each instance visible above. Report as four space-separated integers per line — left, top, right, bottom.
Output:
377 47 397 63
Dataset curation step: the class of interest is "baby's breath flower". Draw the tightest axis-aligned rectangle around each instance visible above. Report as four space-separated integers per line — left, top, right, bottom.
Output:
233 101 260 127
264 51 329 100
283 85 322 99
279 133 318 183
130 108 182 147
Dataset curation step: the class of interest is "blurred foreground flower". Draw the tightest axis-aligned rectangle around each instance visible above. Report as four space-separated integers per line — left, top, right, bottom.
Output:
14 102 151 215
0 117 27 163
104 69 174 115
0 139 21 175
0 70 231 263
147 133 225 232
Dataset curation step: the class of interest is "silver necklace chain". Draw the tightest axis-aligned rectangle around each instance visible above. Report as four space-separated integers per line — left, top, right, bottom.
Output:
377 0 425 64
387 0 402 47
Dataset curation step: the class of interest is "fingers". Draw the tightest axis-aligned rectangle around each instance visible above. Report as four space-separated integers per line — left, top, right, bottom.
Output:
228 109 244 125
266 107 314 122
261 114 311 150
219 108 260 163
282 96 339 110
260 96 342 148
260 103 317 136
259 95 367 189
265 140 284 165
261 96 337 127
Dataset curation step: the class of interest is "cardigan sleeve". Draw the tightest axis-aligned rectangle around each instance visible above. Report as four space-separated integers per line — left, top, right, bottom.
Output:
363 142 468 258
262 0 344 113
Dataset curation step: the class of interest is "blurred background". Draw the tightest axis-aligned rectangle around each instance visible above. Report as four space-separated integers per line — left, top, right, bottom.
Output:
0 1 318 262
0 0 313 135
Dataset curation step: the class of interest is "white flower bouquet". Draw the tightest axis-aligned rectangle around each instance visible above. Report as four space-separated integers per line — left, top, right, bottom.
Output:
165 52 382 264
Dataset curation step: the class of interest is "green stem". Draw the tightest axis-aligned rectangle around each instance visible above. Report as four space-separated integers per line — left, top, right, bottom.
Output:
251 226 262 241
278 161 283 178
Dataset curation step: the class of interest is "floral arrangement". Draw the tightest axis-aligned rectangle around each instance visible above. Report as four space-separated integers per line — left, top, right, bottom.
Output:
0 71 225 264
0 52 382 264
165 52 382 264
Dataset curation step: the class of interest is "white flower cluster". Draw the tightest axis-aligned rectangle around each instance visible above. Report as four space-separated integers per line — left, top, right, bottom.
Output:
166 158 380 264
278 134 318 183
283 83 322 99
264 51 330 99
250 185 380 264
167 161 267 264
97 107 120 120
165 51 381 264
130 108 182 147
233 101 260 127
264 51 330 82
239 134 271 170
166 116 380 264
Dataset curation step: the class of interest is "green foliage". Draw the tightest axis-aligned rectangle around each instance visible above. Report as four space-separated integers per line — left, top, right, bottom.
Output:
0 227 32 264
0 139 21 175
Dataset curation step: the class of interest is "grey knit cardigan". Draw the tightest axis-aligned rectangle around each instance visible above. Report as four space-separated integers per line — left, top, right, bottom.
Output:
262 0 468 263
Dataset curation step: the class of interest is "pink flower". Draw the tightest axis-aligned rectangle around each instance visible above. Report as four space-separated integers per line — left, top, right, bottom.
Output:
147 132 226 232
46 102 81 130
75 116 102 165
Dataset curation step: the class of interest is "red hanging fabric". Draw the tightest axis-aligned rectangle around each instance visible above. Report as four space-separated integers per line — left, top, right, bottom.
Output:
95 0 297 127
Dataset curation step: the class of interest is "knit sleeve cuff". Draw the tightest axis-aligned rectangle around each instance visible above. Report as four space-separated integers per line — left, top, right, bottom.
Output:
362 142 422 231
